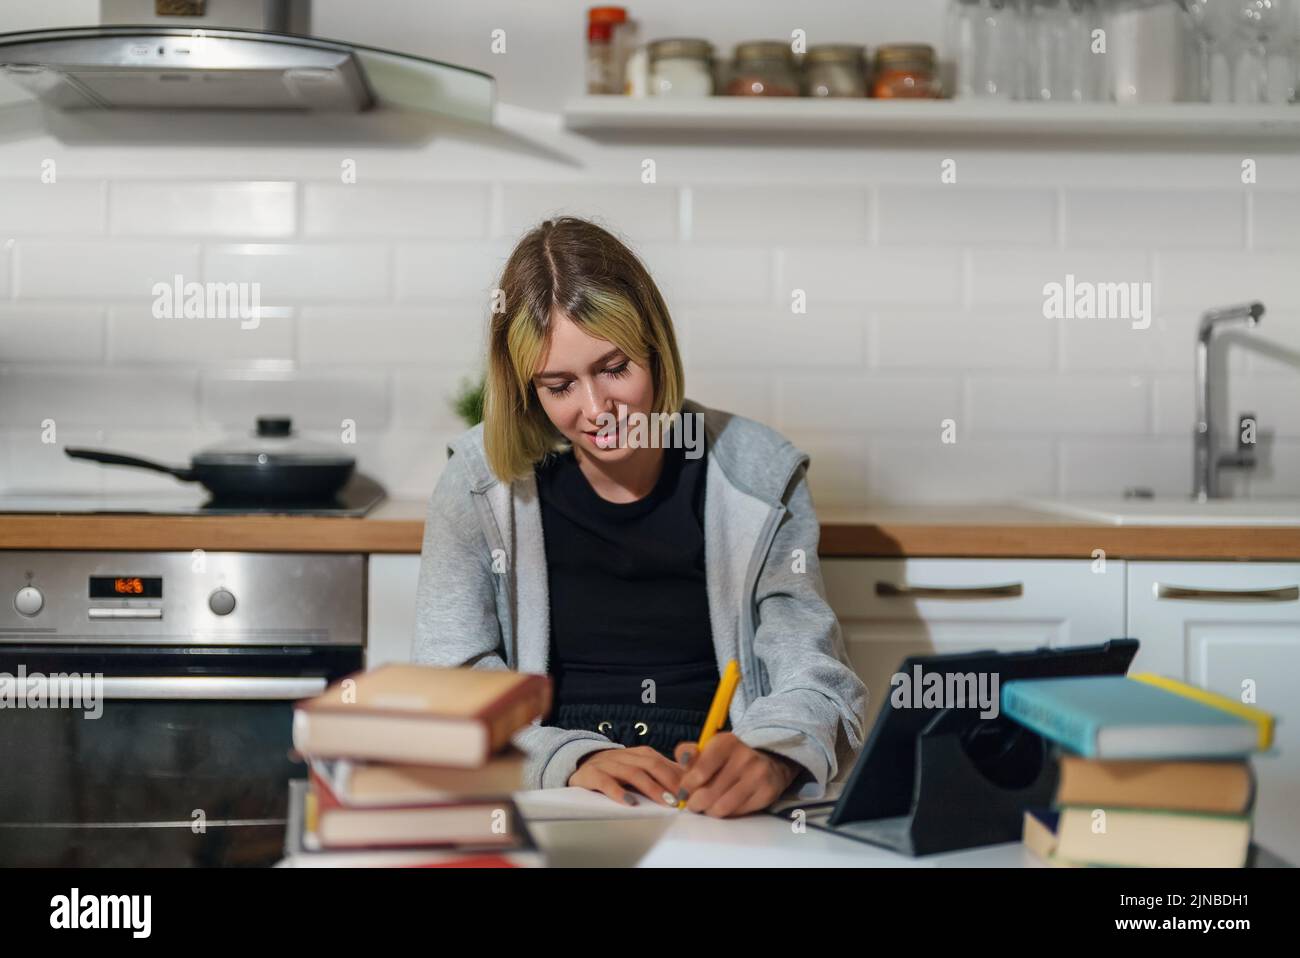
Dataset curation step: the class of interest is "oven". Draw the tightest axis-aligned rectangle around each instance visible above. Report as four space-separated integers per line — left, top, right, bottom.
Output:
0 551 365 867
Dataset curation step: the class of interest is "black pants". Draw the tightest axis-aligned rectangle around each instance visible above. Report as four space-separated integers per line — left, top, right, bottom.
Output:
547 702 728 761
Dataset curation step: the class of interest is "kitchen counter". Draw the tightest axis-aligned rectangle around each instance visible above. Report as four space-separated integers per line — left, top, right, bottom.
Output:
2 500 1297 559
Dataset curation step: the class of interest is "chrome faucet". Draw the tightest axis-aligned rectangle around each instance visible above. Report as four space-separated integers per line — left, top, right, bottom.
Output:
1193 301 1264 502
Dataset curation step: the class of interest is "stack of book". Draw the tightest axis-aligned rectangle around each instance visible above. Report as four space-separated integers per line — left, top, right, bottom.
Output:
1004 673 1274 868
281 664 552 867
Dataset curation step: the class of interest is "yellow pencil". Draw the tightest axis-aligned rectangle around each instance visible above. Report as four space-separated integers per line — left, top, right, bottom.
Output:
677 659 741 809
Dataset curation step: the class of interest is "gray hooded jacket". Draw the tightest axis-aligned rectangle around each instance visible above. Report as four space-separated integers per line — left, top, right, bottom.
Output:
412 398 868 798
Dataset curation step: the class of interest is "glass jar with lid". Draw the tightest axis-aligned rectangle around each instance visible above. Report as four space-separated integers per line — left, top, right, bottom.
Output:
725 40 800 96
872 43 941 98
804 44 868 97
648 38 715 97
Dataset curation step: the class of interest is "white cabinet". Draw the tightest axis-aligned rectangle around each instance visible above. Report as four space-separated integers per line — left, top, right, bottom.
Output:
1127 561 1300 863
366 554 422 669
822 558 1128 726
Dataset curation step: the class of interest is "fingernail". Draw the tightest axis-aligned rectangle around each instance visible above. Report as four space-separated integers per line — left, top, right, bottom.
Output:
676 788 688 802
679 750 693 765
661 791 675 805
622 792 637 806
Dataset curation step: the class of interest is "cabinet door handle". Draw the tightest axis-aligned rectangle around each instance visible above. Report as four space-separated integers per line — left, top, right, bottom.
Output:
1155 583 1299 602
875 581 1023 600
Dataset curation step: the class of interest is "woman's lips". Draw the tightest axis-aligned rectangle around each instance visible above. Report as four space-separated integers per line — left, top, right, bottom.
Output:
583 429 619 449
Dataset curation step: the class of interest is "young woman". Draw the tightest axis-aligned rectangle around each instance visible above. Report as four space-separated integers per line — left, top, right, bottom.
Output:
413 217 866 819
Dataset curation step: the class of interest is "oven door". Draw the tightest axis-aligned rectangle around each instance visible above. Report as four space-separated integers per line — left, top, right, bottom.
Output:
0 643 362 867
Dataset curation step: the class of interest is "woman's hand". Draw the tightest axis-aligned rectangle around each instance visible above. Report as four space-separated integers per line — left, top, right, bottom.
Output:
568 746 685 807
672 733 801 818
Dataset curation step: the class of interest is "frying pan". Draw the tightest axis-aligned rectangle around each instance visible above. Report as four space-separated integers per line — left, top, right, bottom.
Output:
65 416 355 503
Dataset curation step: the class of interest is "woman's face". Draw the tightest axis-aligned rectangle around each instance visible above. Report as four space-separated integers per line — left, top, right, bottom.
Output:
531 310 655 463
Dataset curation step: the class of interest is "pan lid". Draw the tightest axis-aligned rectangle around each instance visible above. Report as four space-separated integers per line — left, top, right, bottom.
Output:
194 416 355 467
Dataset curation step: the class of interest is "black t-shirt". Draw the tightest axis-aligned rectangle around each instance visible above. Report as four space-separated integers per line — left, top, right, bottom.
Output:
535 436 719 713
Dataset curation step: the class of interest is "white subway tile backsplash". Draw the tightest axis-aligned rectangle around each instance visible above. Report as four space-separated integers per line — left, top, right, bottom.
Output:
968 249 1150 307
204 244 390 303
361 429 457 500
968 376 1148 435
111 182 295 237
199 369 390 431
874 310 1055 370
0 306 105 362
876 187 1056 246
305 183 489 238
1151 374 1196 436
683 375 776 425
780 248 963 305
783 433 870 509
299 306 486 367
1064 190 1245 248
1251 192 1300 249
393 370 483 433
1157 251 1300 310
499 184 678 242
0 366 197 428
1059 311 1208 373
690 186 868 244
108 306 294 363
776 375 962 434
0 180 107 235
682 306 866 368
0 126 1295 504
867 439 1056 502
15 241 200 300
1059 437 1192 496
395 241 513 303
638 245 773 305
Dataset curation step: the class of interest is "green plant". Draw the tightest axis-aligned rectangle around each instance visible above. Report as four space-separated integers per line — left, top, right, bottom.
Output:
450 373 486 427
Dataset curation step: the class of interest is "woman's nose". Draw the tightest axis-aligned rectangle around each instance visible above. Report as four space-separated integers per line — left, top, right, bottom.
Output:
581 378 612 424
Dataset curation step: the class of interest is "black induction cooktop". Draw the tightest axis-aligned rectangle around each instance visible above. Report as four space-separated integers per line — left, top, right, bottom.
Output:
0 472 387 517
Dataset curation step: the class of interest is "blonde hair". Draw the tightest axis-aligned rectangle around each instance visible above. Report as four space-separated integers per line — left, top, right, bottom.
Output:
483 217 685 482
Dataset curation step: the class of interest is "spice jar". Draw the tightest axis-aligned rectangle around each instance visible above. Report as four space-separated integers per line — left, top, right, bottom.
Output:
804 44 868 97
872 44 941 98
586 6 628 95
648 38 714 97
725 40 800 97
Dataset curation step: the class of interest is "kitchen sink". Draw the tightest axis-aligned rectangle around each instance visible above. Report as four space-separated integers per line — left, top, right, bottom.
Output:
1022 497 1300 526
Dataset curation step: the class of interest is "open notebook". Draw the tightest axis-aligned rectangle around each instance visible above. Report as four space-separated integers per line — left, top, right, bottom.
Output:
513 781 845 822
513 787 682 821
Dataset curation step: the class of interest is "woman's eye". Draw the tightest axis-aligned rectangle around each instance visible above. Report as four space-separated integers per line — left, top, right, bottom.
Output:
540 362 626 397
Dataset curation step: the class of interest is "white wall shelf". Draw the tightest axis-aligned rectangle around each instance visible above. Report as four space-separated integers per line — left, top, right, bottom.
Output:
562 96 1300 143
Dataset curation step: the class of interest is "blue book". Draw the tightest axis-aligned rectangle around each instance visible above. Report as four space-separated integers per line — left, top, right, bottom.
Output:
1000 676 1259 759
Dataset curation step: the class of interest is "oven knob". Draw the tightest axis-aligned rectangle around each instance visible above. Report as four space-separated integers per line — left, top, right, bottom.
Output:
208 588 236 616
14 586 43 617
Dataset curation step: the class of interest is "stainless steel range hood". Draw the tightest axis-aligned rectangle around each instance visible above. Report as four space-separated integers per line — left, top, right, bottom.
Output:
0 0 493 123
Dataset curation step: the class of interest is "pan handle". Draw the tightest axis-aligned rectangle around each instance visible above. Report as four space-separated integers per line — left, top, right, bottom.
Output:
64 447 196 482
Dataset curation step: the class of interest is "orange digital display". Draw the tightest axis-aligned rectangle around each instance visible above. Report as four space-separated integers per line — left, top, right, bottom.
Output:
89 576 162 599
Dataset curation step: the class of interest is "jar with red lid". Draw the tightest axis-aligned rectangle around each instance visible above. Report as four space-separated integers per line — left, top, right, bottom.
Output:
587 6 628 94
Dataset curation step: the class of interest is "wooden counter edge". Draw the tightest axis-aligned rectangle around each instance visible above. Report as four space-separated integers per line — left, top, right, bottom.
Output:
2 514 1298 560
